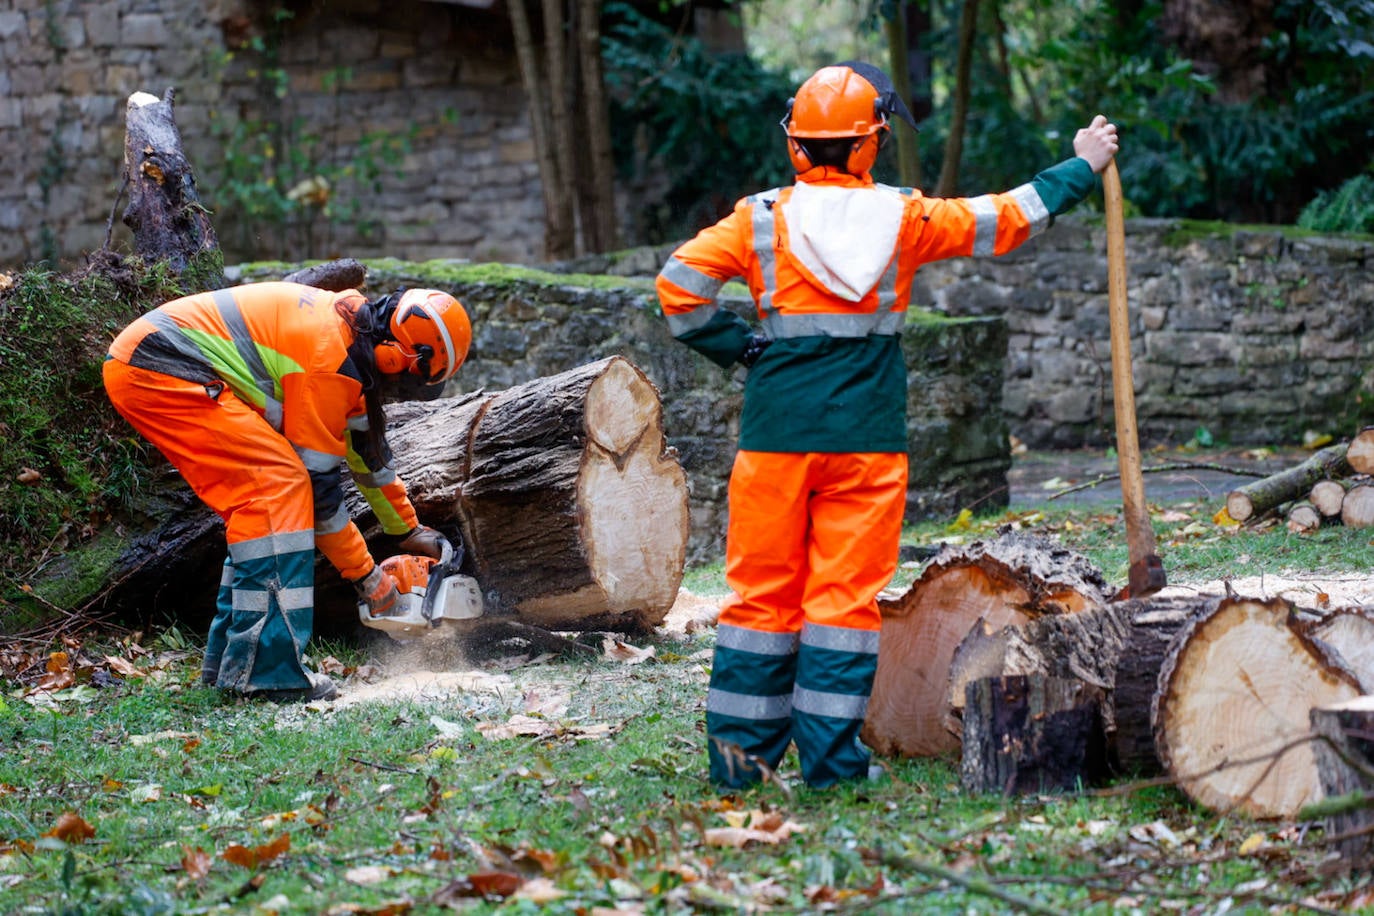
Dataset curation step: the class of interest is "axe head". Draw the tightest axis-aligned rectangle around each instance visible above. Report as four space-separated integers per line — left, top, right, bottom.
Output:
1123 553 1167 599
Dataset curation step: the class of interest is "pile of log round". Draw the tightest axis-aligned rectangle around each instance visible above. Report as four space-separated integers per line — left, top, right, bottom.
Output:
1225 430 1374 532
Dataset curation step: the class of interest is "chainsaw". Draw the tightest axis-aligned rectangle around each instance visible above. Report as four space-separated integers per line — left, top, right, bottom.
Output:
357 540 484 639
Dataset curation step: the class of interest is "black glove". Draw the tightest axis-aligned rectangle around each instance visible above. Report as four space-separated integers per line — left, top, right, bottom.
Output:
739 333 772 368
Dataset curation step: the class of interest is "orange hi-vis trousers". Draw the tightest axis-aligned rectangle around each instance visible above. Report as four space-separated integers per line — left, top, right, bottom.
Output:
103 359 320 692
707 450 908 787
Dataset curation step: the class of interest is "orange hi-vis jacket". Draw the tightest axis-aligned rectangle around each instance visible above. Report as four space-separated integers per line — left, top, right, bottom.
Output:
107 282 419 578
655 159 1098 453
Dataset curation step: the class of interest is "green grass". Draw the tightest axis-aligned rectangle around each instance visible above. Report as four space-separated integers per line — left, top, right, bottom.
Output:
3 489 1374 913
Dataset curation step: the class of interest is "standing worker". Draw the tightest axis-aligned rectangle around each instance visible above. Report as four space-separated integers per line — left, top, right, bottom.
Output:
103 282 472 701
656 61 1119 788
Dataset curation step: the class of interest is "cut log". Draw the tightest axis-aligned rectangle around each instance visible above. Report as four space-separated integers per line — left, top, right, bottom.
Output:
1287 502 1322 534
1224 443 1350 523
1304 608 1374 690
1310 479 1349 518
1346 427 1374 476
380 355 690 632
1341 484 1374 528
947 597 1198 775
121 89 222 282
862 531 1115 758
1153 595 1363 819
281 259 368 293
1308 696 1374 868
961 675 1108 795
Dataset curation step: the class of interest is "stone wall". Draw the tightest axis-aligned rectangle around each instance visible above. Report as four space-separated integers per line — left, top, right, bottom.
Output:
1 0 543 269
916 217 1374 449
238 258 1009 563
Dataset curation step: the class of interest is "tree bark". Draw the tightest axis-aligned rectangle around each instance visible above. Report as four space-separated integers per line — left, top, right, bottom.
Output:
121 89 222 282
281 259 368 293
934 0 979 197
508 0 575 258
948 596 1197 775
379 356 689 631
883 1 922 188
862 531 1115 758
1153 595 1363 818
961 675 1109 795
1308 696 1374 869
1347 427 1374 475
1341 484 1374 528
1224 443 1350 522
577 0 618 253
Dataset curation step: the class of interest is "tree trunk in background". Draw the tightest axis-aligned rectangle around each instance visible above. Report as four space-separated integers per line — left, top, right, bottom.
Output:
1159 0 1278 102
509 0 575 259
577 0 619 252
883 2 922 188
121 89 223 283
934 0 979 197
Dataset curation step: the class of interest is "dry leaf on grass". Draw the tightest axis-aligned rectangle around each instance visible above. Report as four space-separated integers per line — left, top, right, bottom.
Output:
703 810 806 848
602 638 655 664
43 812 95 844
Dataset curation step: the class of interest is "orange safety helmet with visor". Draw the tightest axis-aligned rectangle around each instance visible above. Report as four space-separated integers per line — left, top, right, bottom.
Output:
372 288 472 386
780 60 919 175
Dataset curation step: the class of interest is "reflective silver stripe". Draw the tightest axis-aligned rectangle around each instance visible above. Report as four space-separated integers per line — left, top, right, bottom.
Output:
232 586 313 613
968 194 999 257
220 563 234 587
762 311 904 339
707 687 792 720
315 503 350 535
716 624 799 656
665 304 721 338
352 467 397 488
792 685 869 720
297 446 343 474
228 530 316 562
347 415 369 431
142 310 214 366
749 191 781 319
801 622 880 654
1008 183 1051 236
876 249 900 312
212 289 279 411
659 256 725 300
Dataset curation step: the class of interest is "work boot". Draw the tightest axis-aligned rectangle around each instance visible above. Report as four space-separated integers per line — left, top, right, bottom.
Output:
244 671 338 703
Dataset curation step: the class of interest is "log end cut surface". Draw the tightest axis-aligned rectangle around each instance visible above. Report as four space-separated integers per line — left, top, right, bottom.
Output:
1153 597 1362 819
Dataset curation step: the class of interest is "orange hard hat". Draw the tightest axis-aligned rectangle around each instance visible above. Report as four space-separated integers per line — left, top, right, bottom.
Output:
781 61 918 174
374 288 471 385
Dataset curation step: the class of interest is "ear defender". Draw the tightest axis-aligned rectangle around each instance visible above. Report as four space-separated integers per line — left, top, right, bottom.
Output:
373 341 409 375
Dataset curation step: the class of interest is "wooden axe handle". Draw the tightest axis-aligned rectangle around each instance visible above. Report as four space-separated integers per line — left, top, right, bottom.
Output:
1103 158 1166 596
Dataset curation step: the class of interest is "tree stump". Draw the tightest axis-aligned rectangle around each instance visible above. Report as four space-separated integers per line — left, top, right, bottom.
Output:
947 596 1198 775
1340 484 1374 528
1309 696 1374 869
961 675 1109 795
1153 595 1363 818
862 531 1115 758
381 355 689 631
121 89 221 280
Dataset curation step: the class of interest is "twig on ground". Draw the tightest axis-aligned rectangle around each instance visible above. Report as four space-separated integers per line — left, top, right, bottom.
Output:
1046 461 1266 501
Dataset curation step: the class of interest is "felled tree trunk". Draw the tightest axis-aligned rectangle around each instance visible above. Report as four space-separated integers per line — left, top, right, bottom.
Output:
948 597 1197 775
282 259 368 293
1309 479 1349 519
1308 696 1374 869
121 89 221 281
1346 427 1374 475
1224 443 1350 523
961 674 1108 795
1340 484 1374 528
861 532 1115 758
1153 595 1363 819
91 357 689 636
1303 608 1374 688
379 356 690 631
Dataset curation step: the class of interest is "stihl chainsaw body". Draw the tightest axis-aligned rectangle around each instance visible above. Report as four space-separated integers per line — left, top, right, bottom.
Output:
358 543 483 639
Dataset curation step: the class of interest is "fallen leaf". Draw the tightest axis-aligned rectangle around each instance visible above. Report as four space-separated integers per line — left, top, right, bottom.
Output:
181 846 213 880
104 655 143 678
602 638 655 665
43 812 95 844
17 467 42 485
704 811 806 848
1238 832 1268 856
345 865 393 885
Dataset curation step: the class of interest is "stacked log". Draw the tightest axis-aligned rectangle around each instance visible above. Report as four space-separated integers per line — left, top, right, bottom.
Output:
1226 432 1374 530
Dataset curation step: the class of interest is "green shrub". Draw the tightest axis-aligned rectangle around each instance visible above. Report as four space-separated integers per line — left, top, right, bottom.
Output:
1297 173 1374 234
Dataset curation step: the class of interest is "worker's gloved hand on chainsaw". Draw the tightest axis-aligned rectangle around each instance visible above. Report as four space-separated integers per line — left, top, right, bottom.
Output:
353 565 401 618
398 525 451 560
